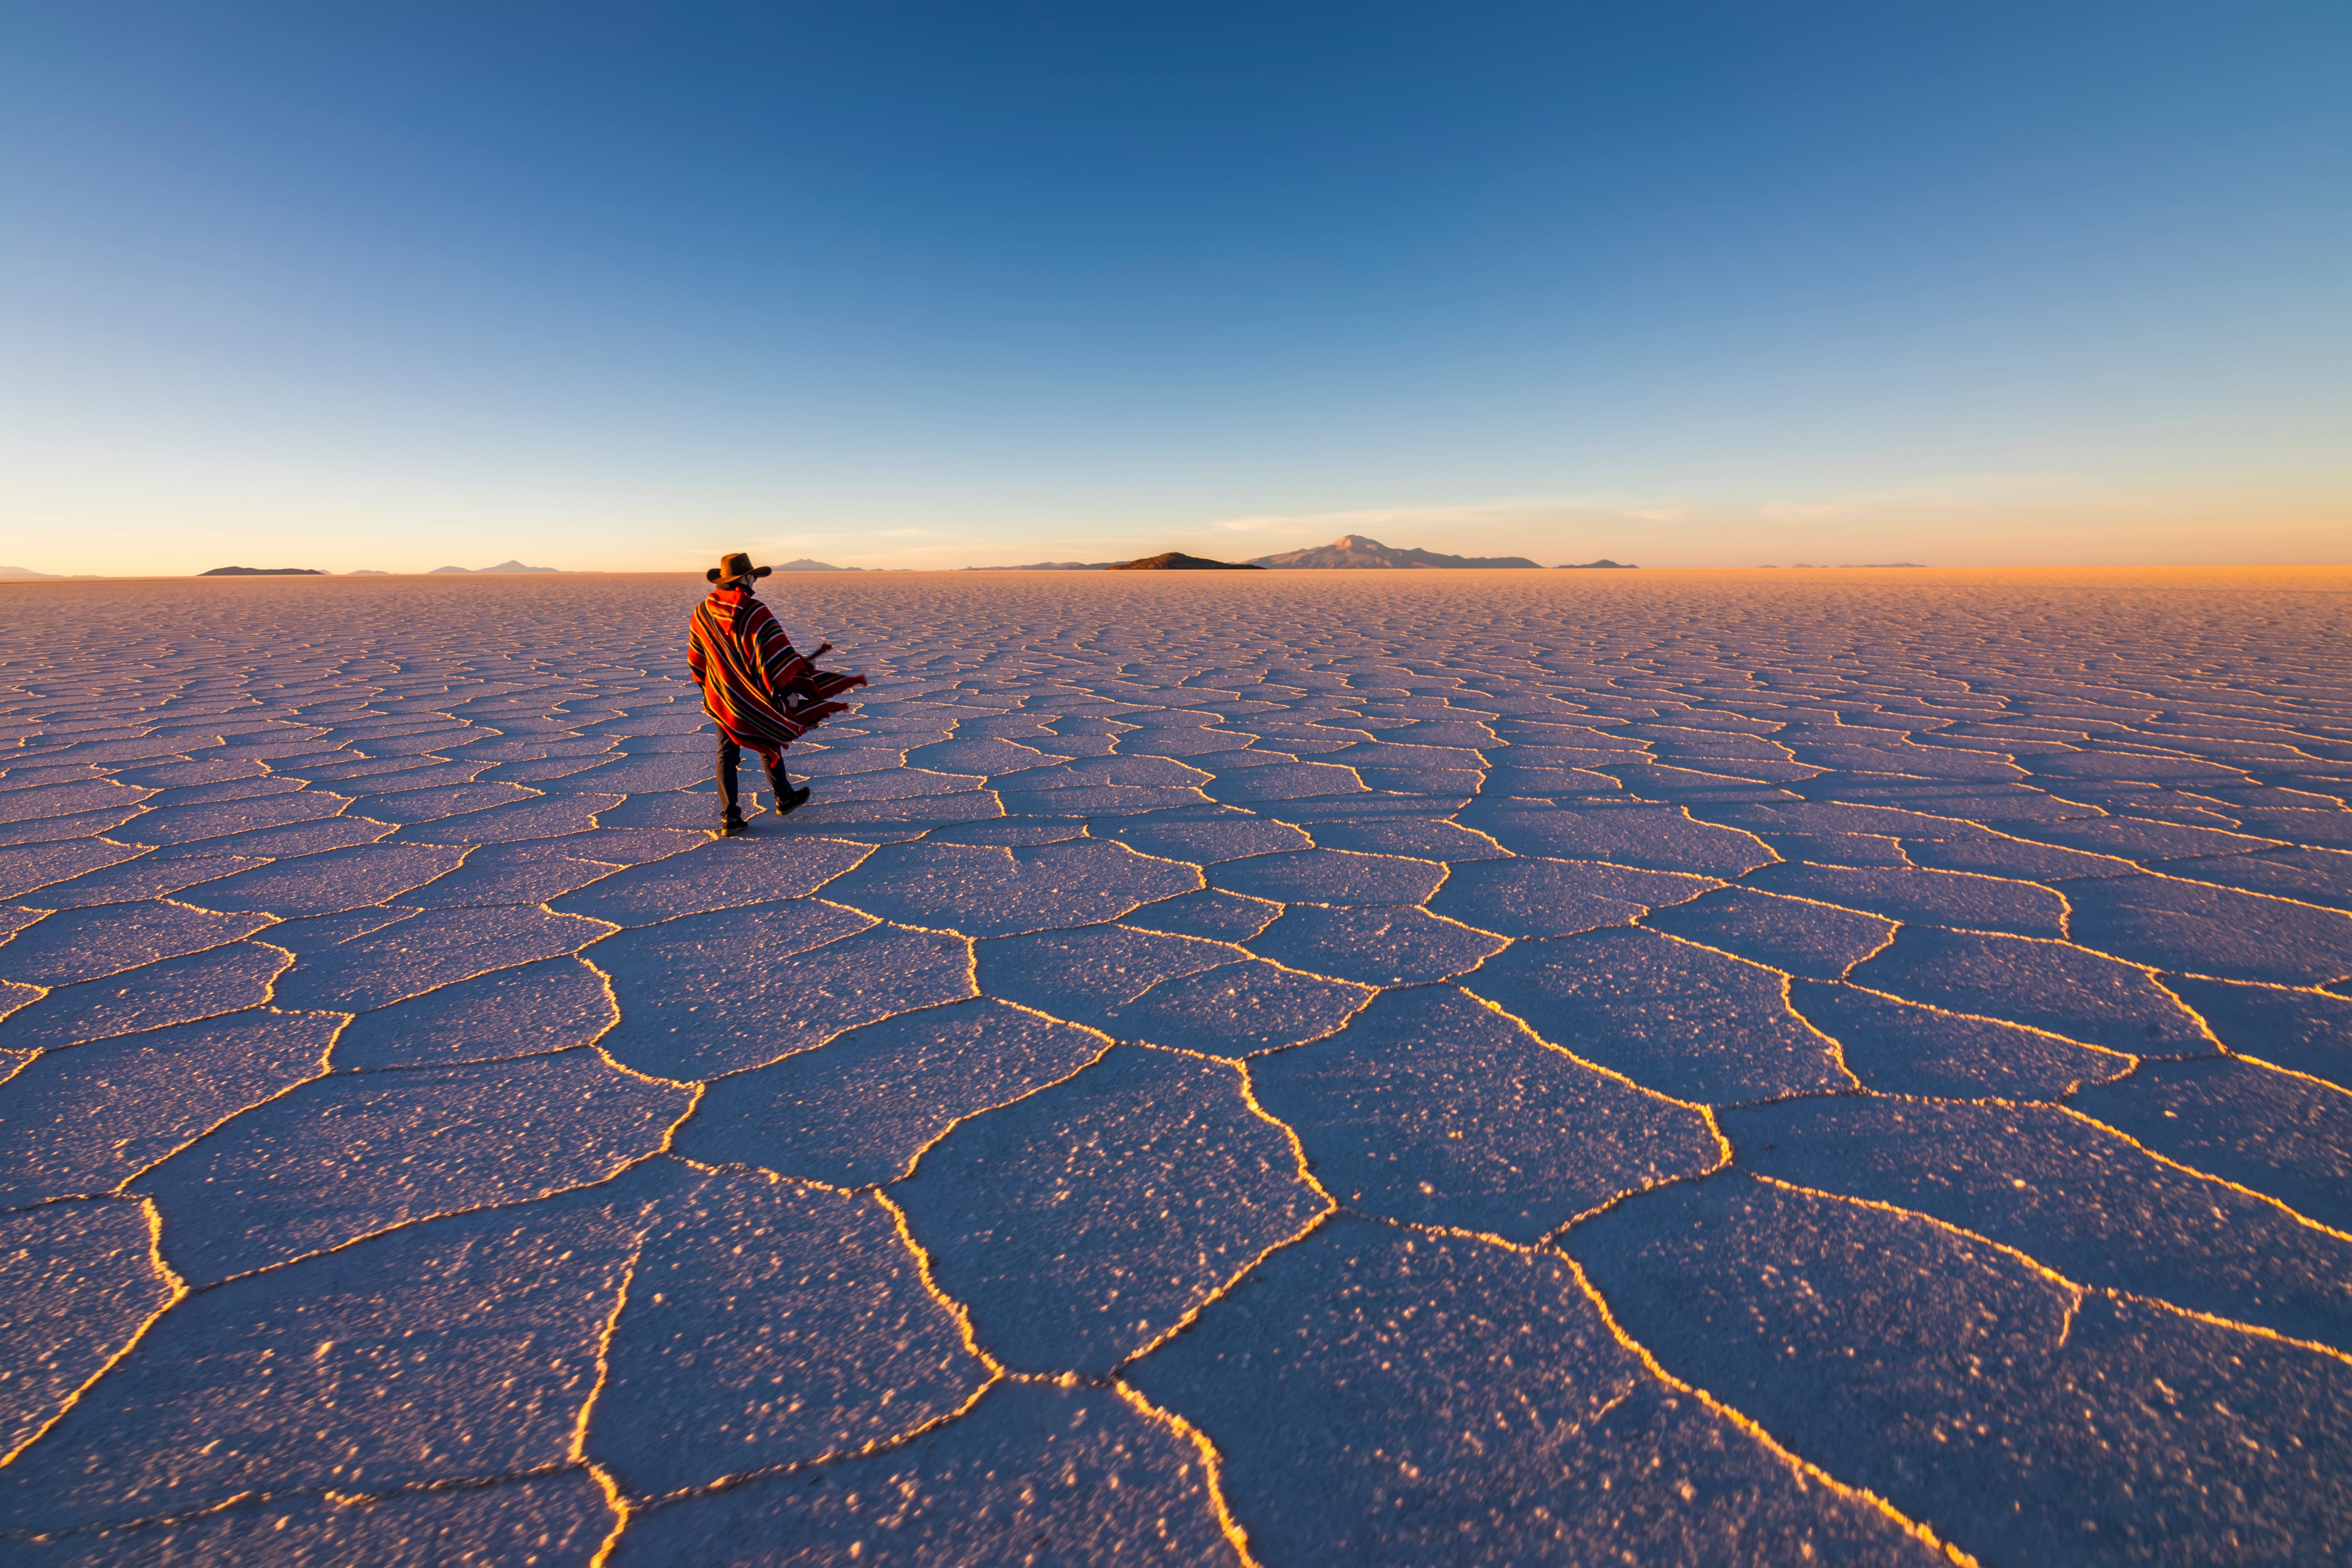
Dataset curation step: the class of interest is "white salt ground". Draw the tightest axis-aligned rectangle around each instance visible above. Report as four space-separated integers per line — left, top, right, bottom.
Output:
0 567 2348 1564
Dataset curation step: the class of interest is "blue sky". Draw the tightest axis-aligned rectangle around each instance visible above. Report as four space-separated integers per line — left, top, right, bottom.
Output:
3 1 2346 572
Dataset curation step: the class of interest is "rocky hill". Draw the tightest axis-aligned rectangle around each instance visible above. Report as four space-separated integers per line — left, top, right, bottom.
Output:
1109 552 1263 570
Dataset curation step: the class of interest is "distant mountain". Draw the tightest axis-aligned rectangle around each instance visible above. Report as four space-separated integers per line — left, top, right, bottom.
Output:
965 561 1117 571
1558 559 1636 569
0 566 61 579
429 561 561 574
349 569 390 575
1251 534 1542 569
774 558 861 572
200 566 325 576
1109 552 1264 570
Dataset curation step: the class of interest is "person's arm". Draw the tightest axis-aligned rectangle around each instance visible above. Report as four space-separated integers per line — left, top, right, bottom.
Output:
751 608 812 694
802 640 869 696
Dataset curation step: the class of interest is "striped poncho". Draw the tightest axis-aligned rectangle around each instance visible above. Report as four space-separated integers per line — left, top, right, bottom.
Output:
686 586 866 755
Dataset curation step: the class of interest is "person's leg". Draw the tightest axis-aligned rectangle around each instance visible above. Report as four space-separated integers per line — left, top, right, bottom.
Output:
760 750 811 816
716 736 744 827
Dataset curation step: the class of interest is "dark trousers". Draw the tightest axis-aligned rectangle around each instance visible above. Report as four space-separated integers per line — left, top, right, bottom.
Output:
716 737 791 815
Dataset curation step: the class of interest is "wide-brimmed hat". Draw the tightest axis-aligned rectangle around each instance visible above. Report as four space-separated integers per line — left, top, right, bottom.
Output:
707 552 774 584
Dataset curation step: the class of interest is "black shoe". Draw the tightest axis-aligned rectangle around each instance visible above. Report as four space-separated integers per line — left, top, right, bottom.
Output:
720 811 748 837
772 783 813 818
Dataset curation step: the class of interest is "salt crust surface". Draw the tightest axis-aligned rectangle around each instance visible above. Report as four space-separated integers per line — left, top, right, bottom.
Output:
0 568 2348 1563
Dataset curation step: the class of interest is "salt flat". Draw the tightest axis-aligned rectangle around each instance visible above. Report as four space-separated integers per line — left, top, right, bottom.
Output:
2 568 2348 1565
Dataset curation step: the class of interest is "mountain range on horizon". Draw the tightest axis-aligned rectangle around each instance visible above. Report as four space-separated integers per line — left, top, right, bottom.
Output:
964 560 1117 571
1250 534 1544 569
1109 552 1262 570
429 560 561 574
960 536 1607 571
9 544 1663 580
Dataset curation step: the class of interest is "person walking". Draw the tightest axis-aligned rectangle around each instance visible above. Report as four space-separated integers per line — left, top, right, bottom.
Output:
686 552 868 836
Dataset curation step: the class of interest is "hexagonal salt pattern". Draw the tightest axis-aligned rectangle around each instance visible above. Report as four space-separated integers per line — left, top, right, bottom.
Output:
2 569 2349 1564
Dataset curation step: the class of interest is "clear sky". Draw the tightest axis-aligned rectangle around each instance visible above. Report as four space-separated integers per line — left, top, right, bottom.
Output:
4 2 2346 573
